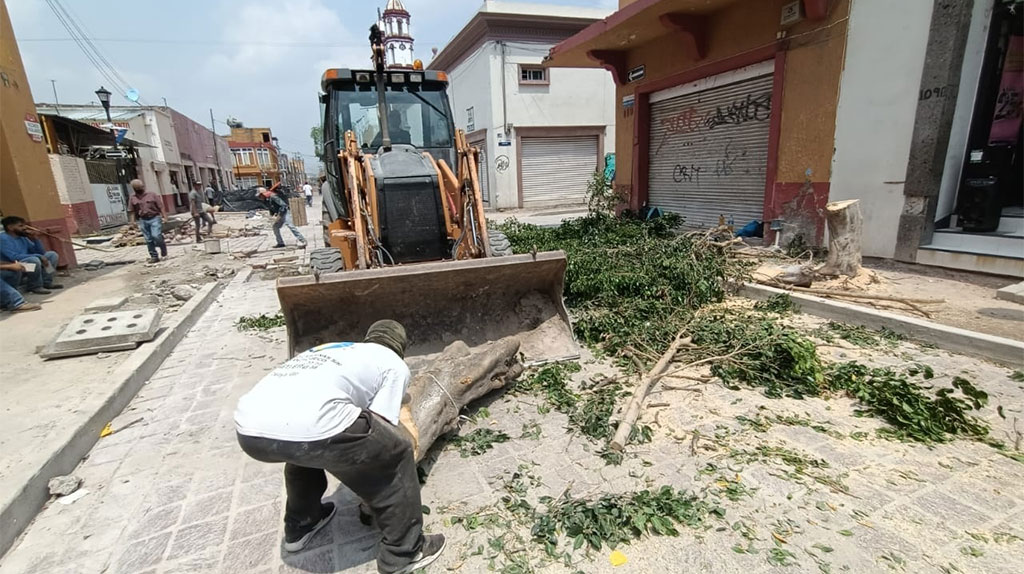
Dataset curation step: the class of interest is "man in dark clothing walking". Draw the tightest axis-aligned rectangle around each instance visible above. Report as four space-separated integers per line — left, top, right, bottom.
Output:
234 320 444 574
127 179 168 263
258 186 306 248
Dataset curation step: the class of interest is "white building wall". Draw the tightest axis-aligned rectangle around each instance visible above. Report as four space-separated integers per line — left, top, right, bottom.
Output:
443 39 616 210
504 42 615 135
829 0 934 258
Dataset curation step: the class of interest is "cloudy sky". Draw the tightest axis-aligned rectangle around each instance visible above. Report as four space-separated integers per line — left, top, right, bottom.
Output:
9 0 613 163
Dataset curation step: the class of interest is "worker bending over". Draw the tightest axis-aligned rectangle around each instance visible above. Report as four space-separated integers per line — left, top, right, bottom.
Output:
234 320 444 574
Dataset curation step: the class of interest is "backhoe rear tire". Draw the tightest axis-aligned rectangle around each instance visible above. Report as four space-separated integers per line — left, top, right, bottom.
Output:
309 247 344 274
488 229 513 257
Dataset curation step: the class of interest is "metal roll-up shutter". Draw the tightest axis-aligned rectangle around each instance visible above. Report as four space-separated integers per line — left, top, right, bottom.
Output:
521 135 598 207
475 144 490 205
648 72 773 228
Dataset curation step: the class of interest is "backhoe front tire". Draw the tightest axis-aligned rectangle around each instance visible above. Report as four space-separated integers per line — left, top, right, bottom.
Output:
309 247 344 274
488 229 513 257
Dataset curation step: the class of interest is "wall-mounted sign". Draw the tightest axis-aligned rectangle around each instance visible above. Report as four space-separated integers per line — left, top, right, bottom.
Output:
780 1 803 26
627 65 645 83
622 95 635 109
24 113 43 142
498 140 512 147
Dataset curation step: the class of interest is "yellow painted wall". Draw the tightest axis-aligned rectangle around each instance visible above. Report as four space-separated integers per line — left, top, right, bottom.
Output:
0 0 64 223
612 0 849 190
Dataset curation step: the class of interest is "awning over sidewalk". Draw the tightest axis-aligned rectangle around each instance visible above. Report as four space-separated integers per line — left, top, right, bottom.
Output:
545 0 827 83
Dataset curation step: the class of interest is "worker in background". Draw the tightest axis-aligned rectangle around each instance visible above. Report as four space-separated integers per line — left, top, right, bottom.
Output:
1 261 43 312
204 183 219 224
128 179 168 264
189 181 215 244
258 187 307 249
234 320 444 574
302 180 314 207
1 216 63 294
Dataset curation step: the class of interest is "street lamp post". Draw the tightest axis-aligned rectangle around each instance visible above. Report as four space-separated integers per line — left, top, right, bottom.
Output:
95 86 129 206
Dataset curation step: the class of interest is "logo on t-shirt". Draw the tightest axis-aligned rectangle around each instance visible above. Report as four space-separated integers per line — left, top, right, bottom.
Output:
311 342 354 352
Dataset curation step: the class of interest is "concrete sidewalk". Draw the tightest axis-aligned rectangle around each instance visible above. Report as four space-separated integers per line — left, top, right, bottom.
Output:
0 201 321 558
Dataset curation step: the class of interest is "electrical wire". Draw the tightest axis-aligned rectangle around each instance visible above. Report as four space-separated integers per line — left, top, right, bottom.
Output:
52 0 134 95
44 0 142 105
44 0 127 98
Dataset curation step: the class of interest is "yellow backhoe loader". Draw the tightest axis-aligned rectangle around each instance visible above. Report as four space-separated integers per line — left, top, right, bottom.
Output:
276 24 577 364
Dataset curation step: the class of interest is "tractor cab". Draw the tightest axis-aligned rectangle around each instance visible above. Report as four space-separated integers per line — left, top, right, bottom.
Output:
320 68 456 169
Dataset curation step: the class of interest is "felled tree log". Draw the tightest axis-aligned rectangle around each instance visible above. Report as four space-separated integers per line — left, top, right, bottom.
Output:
820 199 863 277
398 338 523 461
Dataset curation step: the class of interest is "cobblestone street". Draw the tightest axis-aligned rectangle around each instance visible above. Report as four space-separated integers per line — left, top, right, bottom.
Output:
1 264 1023 574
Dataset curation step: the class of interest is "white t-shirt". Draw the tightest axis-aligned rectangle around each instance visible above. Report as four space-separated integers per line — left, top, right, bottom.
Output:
234 342 410 441
302 184 313 196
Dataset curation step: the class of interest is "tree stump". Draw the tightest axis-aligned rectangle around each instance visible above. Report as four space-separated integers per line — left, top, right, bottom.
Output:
820 199 863 277
398 338 523 461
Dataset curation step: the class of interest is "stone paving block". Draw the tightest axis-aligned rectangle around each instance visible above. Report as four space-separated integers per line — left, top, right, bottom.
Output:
912 489 993 528
160 550 222 574
115 531 172 574
127 502 182 541
937 478 1020 516
180 489 233 526
142 478 192 510
230 501 281 542
244 475 285 507
222 532 277 574
85 296 128 313
42 308 162 358
190 469 238 498
165 518 228 561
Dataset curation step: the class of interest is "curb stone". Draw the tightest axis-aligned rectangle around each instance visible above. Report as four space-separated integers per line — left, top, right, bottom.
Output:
0 275 236 558
740 282 1024 368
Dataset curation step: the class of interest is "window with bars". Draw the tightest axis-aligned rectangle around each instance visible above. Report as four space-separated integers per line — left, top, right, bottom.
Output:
519 65 548 85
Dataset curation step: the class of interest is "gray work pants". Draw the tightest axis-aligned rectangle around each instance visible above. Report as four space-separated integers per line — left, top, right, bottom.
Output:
236 411 423 573
273 210 306 245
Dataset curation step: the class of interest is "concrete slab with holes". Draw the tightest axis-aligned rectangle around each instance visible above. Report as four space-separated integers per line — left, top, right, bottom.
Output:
40 308 162 359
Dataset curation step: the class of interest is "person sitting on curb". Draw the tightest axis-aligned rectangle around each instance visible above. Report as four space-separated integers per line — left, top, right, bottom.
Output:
258 186 307 248
0 216 64 294
127 179 168 263
234 320 444 574
0 262 42 312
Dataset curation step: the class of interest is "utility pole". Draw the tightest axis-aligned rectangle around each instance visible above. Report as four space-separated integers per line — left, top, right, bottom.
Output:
50 80 60 114
210 108 223 191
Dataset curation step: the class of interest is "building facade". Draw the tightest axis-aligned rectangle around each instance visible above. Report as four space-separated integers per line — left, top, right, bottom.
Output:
229 126 282 188
547 0 1023 277
36 104 236 218
430 1 616 210
0 1 76 267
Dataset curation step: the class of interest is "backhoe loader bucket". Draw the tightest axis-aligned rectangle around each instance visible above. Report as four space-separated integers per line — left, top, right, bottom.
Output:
276 251 578 365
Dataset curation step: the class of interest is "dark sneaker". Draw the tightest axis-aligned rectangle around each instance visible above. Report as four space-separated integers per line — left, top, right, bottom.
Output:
29 287 52 294
146 257 159 264
393 534 446 574
273 243 287 249
45 283 64 289
283 502 336 553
